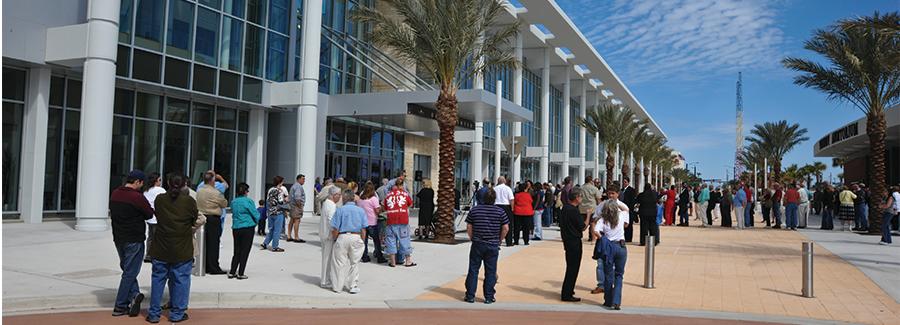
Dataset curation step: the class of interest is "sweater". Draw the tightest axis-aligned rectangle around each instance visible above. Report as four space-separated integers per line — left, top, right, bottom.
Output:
109 186 154 244
149 192 199 263
197 185 228 216
230 196 260 229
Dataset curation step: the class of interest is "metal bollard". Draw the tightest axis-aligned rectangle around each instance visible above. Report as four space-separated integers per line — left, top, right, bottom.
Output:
802 241 813 297
193 225 206 277
644 235 655 289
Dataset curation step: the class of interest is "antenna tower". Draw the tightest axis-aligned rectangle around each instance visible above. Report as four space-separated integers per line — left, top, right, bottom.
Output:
734 72 744 180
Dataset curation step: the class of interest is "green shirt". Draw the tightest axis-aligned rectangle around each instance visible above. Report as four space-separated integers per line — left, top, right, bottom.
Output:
230 196 260 229
149 192 198 263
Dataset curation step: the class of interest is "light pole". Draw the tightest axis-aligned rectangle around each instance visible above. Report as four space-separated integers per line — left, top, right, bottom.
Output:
685 161 699 182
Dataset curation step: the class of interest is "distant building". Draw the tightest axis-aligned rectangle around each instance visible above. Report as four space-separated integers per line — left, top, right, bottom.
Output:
814 105 899 185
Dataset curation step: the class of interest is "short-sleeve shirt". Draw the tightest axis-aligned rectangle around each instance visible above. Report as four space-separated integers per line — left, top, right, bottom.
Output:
356 196 381 226
384 189 412 225
595 208 630 242
493 184 514 205
466 205 509 245
593 199 628 222
330 202 368 233
579 184 601 214
290 183 305 207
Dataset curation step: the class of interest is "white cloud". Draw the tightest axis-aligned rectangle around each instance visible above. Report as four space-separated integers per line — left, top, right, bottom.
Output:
559 0 786 84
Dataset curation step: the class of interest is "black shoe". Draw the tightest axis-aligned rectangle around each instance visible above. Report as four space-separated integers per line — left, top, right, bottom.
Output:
561 296 581 302
146 316 160 323
773 225 781 229
295 238 307 243
377 258 389 264
236 275 248 280
129 293 144 317
464 297 475 303
112 307 128 317
170 313 189 323
207 269 227 275
603 302 612 308
484 297 496 304
613 304 621 310
361 256 371 263
260 244 268 250
228 273 236 279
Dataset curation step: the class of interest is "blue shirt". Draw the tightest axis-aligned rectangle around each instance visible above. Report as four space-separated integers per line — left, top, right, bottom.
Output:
198 181 227 193
734 188 747 208
330 202 368 233
230 196 260 229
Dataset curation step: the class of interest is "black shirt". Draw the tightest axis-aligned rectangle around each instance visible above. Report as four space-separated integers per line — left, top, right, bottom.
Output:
637 190 659 217
622 186 637 211
109 186 154 244
559 204 586 242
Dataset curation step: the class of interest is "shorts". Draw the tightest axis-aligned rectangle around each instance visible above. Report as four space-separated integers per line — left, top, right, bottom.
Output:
384 224 412 256
290 205 303 219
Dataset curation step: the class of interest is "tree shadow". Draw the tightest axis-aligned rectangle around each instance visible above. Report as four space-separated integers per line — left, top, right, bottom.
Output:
543 280 593 292
762 287 803 297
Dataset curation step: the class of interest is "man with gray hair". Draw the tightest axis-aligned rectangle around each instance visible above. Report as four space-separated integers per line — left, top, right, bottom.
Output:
329 189 368 294
493 176 515 247
319 186 342 288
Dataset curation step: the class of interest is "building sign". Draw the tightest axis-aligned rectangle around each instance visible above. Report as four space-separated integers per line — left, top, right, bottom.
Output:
829 122 859 147
407 104 476 129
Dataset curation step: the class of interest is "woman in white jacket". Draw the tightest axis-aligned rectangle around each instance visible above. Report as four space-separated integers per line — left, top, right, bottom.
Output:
142 173 166 263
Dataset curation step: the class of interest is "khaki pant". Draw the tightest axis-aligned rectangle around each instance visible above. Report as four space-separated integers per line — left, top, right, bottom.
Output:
735 206 745 229
320 238 334 287
331 233 364 292
798 203 809 228
697 202 709 226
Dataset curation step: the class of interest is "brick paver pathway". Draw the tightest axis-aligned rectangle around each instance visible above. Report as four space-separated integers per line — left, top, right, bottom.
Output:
417 225 900 324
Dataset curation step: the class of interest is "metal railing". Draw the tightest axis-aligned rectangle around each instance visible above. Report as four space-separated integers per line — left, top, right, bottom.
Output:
320 28 436 92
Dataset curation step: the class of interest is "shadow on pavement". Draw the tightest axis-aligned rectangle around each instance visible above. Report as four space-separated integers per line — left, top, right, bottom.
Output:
761 288 803 298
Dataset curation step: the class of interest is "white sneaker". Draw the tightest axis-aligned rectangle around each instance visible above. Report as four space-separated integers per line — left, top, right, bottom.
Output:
879 241 891 246
349 287 360 294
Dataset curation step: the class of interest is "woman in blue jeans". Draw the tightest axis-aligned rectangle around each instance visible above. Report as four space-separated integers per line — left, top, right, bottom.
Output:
598 196 629 310
262 176 289 252
147 175 198 323
880 186 900 245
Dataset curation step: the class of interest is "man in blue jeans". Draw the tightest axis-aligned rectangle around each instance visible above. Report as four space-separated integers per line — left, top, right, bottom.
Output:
109 170 154 317
464 188 509 304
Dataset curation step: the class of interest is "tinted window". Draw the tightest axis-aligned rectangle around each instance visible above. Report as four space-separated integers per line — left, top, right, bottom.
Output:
268 0 289 34
192 103 215 126
114 89 135 116
218 71 241 99
166 0 195 59
164 57 191 89
136 92 163 119
195 7 219 65
166 97 191 123
116 45 131 77
266 32 287 82
66 79 82 108
132 49 162 82
220 17 243 71
135 0 165 51
242 77 262 103
247 0 267 25
243 25 264 76
193 64 217 94
2 68 26 101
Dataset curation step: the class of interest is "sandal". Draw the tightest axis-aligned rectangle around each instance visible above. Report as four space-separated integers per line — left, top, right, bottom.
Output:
272 248 285 252
404 263 417 267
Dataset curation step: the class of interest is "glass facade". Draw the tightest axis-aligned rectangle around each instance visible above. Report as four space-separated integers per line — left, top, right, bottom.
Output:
569 98 580 158
324 118 404 185
2 68 27 214
315 0 375 95
549 86 563 153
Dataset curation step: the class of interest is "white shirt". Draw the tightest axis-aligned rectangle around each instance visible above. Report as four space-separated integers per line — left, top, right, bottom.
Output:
798 188 810 204
493 184 514 205
891 191 900 213
592 199 628 221
143 186 166 224
593 199 630 241
320 199 337 241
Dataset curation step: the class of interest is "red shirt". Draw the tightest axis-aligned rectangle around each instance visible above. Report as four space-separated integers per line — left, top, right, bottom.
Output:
383 189 412 225
512 192 534 216
785 188 800 204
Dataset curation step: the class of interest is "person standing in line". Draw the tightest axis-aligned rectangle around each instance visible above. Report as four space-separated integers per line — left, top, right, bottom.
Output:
772 183 784 229
512 182 534 245
197 171 228 274
543 183 556 227
493 176 515 247
784 183 800 231
664 185 677 226
463 188 510 304
820 184 835 230
579 176 603 242
256 200 267 236
798 182 811 229
262 176 289 252
146 175 198 323
620 178 637 242
228 183 259 280
853 183 870 232
287 174 307 243
838 185 858 231
317 178 335 213
319 186 342 288
142 173 166 263
415 179 436 240
733 184 747 229
637 183 660 246
761 188 773 227
383 179 416 267
559 188 586 302
109 170 154 317
721 188 733 227
879 186 900 245
329 189 368 294
598 197 629 311
532 181 545 241
744 184 755 228
313 177 323 215
358 182 386 264
677 184 691 227
696 184 710 227
590 186 628 295
197 172 228 246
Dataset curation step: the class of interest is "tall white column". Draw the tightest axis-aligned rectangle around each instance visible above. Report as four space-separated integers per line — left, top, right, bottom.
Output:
472 123 484 184
594 132 600 178
763 158 768 189
614 143 620 183
577 81 586 184
648 161 653 188
247 108 268 200
511 33 523 184
561 68 571 182
639 157 645 188
297 0 323 213
628 152 634 184
539 48 550 182
20 68 51 224
494 80 502 182
75 0 121 231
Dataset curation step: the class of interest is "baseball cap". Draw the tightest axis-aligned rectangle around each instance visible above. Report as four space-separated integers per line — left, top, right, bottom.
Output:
127 169 146 181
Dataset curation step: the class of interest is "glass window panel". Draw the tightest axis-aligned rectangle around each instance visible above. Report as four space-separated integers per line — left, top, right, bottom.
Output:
242 77 262 103
166 97 190 123
265 32 287 82
133 120 162 173
218 71 241 99
66 79 82 108
247 0 267 25
163 124 189 178
223 0 244 18
329 120 344 143
216 106 236 129
192 102 215 126
110 116 133 192
50 76 65 107
164 57 190 88
199 0 221 9
119 0 134 43
236 133 247 183
135 92 163 119
238 110 249 132
214 130 235 199
135 0 166 51
359 126 371 147
243 25 264 76
192 64 217 94
43 108 63 210
195 8 219 65
268 0 289 34
332 0 345 33
166 0 195 59
346 122 358 144
132 49 162 82
116 45 131 77
2 68 26 101
60 110 80 210
114 89 135 116
220 17 243 71
2 102 25 211
190 127 213 185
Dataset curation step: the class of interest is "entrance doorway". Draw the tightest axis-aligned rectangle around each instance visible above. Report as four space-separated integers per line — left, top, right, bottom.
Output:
412 154 432 203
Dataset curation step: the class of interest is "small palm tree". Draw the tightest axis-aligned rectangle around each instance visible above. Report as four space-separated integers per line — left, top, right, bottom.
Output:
354 0 519 243
744 120 809 181
783 11 899 234
811 161 827 185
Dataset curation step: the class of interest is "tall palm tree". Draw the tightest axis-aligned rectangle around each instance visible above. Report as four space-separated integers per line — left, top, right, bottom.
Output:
783 11 899 234
744 120 809 181
577 104 640 188
811 161 827 185
353 0 519 243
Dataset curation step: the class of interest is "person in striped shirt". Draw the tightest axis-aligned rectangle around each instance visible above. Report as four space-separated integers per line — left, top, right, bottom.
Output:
464 188 509 304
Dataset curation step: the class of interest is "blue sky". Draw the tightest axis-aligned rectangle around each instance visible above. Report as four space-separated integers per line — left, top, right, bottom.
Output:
556 0 897 182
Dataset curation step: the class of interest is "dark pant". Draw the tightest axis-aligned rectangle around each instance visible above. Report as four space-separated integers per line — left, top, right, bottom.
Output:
204 215 223 272
678 205 689 225
706 205 714 225
821 207 834 230
561 240 583 299
745 202 754 227
114 242 144 309
882 212 897 244
513 215 533 245
257 215 267 235
762 206 772 226
624 212 636 242
603 242 627 306
465 241 500 300
362 224 384 261
145 223 156 261
639 214 659 245
773 203 782 226
230 227 254 276
498 205 513 246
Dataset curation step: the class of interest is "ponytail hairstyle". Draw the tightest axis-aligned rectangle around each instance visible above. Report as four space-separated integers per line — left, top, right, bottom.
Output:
143 172 161 192
167 174 186 200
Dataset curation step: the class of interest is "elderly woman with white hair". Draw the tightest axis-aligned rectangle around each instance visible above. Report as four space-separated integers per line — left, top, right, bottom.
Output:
319 186 342 288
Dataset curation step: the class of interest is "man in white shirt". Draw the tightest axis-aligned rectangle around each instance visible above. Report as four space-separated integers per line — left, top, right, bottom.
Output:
797 182 810 229
319 186 341 288
493 176 515 247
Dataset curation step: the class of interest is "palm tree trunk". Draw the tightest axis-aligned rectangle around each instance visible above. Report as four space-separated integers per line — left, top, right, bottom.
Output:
867 110 887 235
773 160 782 182
433 88 458 244
605 148 614 189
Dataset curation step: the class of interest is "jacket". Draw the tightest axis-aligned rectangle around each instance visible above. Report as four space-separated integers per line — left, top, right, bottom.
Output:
150 191 199 263
109 186 154 244
197 185 228 216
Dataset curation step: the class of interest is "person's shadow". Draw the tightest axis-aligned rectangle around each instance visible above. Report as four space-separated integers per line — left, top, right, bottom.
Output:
293 273 324 287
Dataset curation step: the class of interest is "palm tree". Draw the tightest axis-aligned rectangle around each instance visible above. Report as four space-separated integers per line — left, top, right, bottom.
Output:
744 120 809 181
577 104 640 188
783 11 900 235
353 0 519 243
811 161 827 185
